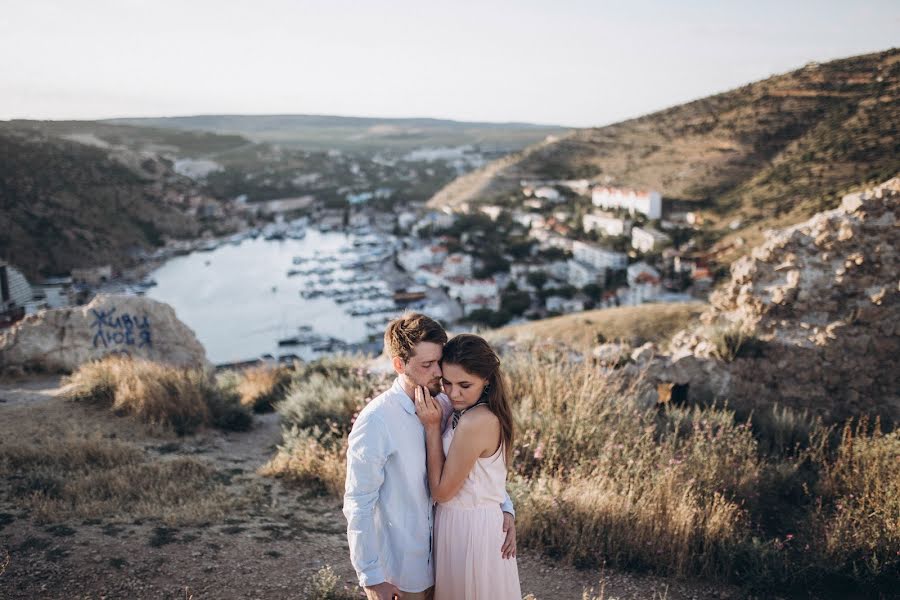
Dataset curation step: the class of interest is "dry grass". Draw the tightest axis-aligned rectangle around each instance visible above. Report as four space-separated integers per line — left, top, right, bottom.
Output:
809 418 900 588
488 303 706 350
64 356 251 434
230 365 292 413
0 402 252 525
264 351 899 595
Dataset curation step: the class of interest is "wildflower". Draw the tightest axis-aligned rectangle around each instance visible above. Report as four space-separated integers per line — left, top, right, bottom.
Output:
534 442 545 460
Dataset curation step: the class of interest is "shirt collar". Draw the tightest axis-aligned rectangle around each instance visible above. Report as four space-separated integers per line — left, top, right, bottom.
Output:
391 376 417 415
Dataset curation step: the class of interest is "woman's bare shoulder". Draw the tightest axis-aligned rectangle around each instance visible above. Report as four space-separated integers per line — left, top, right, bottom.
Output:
458 405 500 431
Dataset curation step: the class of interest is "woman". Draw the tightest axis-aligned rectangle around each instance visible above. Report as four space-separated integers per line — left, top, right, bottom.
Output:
414 333 522 600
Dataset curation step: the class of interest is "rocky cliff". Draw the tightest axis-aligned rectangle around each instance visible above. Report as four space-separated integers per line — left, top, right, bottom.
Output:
669 176 899 422
586 176 899 424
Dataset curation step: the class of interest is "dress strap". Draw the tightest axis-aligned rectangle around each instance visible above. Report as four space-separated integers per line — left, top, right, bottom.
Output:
451 398 489 429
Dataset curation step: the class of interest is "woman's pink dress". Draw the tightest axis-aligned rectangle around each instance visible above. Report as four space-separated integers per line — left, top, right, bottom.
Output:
433 424 522 600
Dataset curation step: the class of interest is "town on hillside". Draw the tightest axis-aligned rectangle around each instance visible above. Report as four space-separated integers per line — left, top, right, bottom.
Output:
1 176 720 354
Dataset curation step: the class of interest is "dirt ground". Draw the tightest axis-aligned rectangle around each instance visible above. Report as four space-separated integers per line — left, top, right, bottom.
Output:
0 376 745 599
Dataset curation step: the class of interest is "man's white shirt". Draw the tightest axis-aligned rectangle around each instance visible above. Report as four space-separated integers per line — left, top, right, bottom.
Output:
342 377 514 592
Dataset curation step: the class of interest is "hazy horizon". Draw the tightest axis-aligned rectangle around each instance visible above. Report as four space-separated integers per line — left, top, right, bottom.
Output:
2 1 898 128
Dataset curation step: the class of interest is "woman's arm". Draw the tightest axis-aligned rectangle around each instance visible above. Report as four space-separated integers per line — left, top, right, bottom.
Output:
415 387 496 503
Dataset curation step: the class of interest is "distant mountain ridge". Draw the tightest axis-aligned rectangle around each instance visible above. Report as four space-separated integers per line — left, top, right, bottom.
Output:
428 48 900 261
104 114 568 153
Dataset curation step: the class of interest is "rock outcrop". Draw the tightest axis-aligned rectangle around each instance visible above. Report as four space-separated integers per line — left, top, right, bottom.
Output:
664 176 899 423
0 294 209 373
579 176 899 424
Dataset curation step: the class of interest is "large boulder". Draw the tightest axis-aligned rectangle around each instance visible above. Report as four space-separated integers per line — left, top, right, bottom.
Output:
0 294 208 372
668 176 900 424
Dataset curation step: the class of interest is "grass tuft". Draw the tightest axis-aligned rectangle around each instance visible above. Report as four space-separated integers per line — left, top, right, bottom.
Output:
64 356 251 434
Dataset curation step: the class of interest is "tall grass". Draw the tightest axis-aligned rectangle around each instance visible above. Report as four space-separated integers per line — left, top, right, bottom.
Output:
264 352 899 596
64 356 252 434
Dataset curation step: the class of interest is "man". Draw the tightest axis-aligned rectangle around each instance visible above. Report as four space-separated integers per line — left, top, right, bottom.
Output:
343 313 516 600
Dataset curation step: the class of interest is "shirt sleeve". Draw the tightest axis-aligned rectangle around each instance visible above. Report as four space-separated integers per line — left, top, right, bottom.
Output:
501 488 515 516
342 410 392 587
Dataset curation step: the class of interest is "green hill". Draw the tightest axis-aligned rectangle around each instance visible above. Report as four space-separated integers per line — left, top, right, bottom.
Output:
0 127 209 279
103 114 568 153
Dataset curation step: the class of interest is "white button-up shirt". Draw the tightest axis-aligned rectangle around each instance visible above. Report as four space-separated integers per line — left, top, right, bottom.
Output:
343 377 514 592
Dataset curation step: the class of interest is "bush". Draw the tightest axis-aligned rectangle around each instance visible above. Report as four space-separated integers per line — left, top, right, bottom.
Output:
465 308 512 328
304 565 358 600
262 356 388 495
708 323 766 362
65 356 252 434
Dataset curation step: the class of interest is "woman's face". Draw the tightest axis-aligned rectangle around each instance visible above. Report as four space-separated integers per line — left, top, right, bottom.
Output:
441 362 487 411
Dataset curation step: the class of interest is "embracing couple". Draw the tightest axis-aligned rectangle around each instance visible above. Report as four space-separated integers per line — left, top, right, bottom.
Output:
343 312 522 599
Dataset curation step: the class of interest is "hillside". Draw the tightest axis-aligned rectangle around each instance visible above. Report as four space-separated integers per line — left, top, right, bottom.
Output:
428 49 900 261
0 127 219 279
486 302 706 350
104 114 568 153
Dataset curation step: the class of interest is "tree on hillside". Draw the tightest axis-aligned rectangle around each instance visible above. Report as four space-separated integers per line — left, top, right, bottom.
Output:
526 271 548 292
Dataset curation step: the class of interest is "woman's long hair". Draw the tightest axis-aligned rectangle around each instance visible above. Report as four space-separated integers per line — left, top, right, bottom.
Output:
441 334 514 464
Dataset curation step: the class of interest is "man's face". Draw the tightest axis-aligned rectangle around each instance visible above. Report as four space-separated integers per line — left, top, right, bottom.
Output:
400 341 443 396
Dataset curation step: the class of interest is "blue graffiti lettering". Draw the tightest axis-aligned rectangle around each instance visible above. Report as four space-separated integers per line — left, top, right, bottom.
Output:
90 307 153 350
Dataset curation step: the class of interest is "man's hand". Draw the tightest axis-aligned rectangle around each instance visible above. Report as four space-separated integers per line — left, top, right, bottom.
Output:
364 581 401 600
501 511 517 559
414 385 442 431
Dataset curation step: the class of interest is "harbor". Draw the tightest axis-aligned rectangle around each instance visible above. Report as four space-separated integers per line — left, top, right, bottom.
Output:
143 223 454 365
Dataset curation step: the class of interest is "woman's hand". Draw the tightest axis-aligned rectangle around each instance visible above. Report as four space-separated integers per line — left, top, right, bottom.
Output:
414 385 442 431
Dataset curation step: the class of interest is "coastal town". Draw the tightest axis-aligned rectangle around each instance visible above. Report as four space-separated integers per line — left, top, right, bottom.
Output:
1 175 722 364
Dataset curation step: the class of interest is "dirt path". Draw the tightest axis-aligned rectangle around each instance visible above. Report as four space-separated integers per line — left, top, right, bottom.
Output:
0 377 743 599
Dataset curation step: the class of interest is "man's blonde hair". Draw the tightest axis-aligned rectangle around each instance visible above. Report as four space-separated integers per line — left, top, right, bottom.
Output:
384 312 447 363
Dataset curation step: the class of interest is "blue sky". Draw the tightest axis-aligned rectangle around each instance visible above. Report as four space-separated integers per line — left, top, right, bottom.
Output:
1 0 897 127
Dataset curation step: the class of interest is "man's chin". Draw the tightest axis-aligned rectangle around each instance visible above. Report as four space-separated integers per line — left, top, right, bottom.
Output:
427 384 442 396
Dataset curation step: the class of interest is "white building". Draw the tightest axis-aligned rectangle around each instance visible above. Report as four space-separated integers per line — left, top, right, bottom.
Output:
1 262 32 311
631 227 671 253
567 259 606 288
446 278 499 304
413 265 447 289
412 210 456 235
479 205 503 221
582 211 632 237
397 211 417 229
31 285 70 310
545 296 585 313
462 295 501 314
531 229 574 252
533 186 562 202
572 241 628 271
617 282 663 306
443 253 473 279
397 245 448 273
511 211 542 230
592 187 662 220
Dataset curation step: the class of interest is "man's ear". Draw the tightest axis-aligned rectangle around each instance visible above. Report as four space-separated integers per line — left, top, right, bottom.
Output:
392 356 405 375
